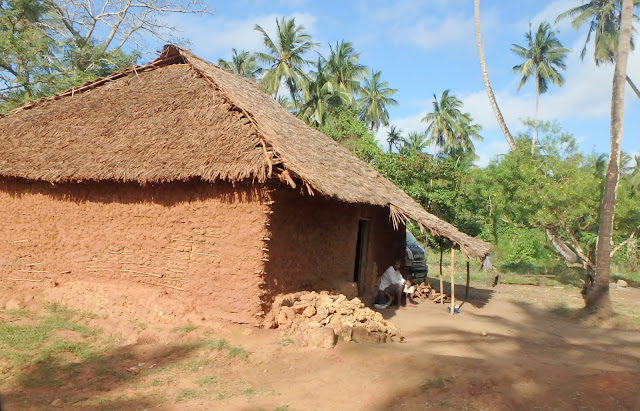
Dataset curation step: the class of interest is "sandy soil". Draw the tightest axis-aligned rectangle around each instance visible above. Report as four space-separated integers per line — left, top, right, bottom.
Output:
2 282 640 411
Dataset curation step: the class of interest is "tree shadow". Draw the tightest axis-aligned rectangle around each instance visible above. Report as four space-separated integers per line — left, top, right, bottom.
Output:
1 343 198 410
372 299 640 410
378 280 494 322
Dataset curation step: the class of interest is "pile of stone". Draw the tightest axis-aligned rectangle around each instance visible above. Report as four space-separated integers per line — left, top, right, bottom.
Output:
263 291 402 346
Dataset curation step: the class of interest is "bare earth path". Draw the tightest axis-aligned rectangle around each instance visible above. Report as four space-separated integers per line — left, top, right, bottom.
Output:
2 283 639 410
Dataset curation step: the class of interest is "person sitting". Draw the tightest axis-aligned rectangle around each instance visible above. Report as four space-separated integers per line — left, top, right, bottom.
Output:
378 258 417 309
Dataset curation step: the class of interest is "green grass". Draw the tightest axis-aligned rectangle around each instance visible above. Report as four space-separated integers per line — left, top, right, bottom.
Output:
181 359 208 372
182 338 249 360
171 322 196 334
195 375 218 387
175 388 201 402
274 338 294 347
129 319 147 331
3 308 34 317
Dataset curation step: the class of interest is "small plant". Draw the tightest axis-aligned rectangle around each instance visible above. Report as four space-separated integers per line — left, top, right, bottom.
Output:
420 376 456 391
129 319 147 331
273 406 291 411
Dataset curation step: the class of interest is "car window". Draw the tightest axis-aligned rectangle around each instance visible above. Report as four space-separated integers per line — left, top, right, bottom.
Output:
406 231 419 247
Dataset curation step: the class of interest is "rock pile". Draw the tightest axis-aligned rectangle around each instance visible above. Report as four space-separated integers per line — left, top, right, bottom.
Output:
263 291 402 347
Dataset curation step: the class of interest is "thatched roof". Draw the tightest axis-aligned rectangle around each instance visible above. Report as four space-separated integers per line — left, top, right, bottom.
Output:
0 45 490 259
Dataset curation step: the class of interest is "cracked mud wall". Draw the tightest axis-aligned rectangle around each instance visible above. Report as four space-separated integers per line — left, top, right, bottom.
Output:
0 178 268 325
263 188 404 305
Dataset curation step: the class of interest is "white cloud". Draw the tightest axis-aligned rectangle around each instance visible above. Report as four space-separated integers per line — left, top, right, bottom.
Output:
390 15 475 50
462 34 640 132
163 12 318 60
520 0 582 31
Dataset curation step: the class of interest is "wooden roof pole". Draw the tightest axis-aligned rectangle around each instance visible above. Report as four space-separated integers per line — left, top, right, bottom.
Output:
450 248 456 315
439 246 444 305
465 259 470 300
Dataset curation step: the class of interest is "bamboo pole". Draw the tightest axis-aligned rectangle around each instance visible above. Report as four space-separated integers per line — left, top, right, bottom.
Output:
9 278 43 282
120 269 162 278
148 282 184 291
450 248 455 315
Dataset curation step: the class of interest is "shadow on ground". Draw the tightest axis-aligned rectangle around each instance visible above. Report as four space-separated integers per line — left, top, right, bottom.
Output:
374 299 640 410
2 343 197 410
379 280 494 322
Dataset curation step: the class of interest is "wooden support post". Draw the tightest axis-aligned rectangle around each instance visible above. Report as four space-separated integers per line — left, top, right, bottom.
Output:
465 259 470 300
439 248 444 305
450 248 455 315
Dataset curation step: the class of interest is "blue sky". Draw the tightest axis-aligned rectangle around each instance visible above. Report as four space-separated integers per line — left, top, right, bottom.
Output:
153 0 639 166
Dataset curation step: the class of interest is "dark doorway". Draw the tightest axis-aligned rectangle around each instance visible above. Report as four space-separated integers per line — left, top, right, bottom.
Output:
353 219 370 296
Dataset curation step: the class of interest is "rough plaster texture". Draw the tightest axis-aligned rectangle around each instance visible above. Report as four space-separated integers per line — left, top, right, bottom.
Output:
0 178 268 324
265 188 404 305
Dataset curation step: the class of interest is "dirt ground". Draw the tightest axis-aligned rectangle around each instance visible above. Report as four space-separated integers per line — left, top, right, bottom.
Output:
1 281 640 411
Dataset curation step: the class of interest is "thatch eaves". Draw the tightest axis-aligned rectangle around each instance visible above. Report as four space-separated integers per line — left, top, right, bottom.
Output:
0 45 490 259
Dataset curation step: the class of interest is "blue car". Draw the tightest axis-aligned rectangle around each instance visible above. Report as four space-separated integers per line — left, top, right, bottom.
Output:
405 231 428 283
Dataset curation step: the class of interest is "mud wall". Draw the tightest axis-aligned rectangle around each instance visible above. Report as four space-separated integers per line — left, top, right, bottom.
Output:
264 188 404 304
0 178 268 325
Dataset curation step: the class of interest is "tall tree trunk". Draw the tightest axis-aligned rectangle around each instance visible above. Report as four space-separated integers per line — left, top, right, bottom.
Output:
473 0 517 151
533 74 539 154
626 75 640 99
586 0 634 314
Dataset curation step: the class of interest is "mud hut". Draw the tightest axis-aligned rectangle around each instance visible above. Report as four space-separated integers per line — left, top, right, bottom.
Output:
0 46 490 325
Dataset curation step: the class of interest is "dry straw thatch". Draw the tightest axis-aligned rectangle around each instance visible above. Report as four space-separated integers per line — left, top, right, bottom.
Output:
0 45 490 259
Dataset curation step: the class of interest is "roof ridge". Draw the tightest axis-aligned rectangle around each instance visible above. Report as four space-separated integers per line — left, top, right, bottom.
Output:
4 47 185 116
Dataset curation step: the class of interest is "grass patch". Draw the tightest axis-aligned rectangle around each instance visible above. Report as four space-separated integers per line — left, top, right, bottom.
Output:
3 309 33 317
274 338 294 347
171 322 196 334
38 340 93 361
195 375 218 387
175 388 201 402
420 376 456 391
183 338 249 360
181 359 208 372
129 319 147 331
273 407 291 411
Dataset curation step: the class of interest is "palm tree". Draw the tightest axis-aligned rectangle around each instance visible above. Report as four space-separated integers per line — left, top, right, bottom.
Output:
254 17 318 106
357 70 398 132
422 90 463 156
590 0 635 315
455 112 484 154
401 131 429 155
326 40 368 103
297 59 347 127
217 49 263 81
556 0 640 99
474 0 517 150
386 125 403 153
511 22 570 153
